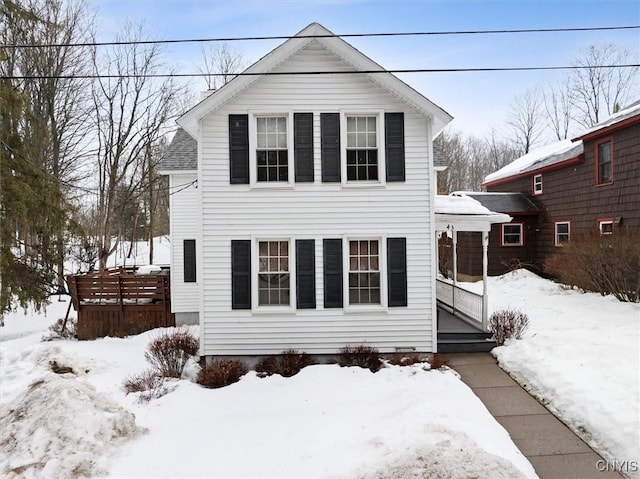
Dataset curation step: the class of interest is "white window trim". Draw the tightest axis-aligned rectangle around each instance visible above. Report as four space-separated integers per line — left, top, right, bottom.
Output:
555 221 571 247
251 237 296 314
248 111 295 188
599 219 614 235
340 110 386 188
342 236 388 312
501 223 523 247
533 174 543 195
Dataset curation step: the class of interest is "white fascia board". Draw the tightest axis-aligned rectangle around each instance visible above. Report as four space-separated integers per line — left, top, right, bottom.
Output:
435 213 512 232
159 169 198 176
177 23 453 136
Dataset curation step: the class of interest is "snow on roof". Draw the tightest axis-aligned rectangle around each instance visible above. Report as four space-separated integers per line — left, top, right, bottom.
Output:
435 194 495 215
575 99 640 139
483 139 583 185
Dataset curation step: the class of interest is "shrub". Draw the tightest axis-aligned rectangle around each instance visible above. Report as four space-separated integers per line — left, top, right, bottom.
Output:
387 353 427 366
42 317 77 341
338 345 382 372
145 328 199 378
122 370 173 402
544 229 639 303
197 359 248 389
429 353 449 370
489 308 530 346
255 349 316 378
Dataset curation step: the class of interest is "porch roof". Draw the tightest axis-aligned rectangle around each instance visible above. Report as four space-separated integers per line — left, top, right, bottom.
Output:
434 194 511 232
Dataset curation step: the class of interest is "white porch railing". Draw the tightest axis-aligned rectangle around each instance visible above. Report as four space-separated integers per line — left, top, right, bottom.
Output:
436 279 486 330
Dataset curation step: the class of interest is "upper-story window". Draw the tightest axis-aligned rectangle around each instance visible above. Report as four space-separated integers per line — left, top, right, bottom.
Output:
596 138 613 185
346 116 378 181
533 174 543 195
256 116 289 182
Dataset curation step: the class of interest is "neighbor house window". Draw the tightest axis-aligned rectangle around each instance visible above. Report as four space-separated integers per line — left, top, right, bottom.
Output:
501 224 523 246
256 116 288 182
598 218 614 235
595 139 613 185
346 116 378 181
258 240 290 306
533 174 543 195
348 240 380 304
555 221 571 246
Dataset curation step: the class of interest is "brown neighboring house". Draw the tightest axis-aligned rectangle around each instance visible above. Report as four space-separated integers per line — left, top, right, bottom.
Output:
457 100 640 278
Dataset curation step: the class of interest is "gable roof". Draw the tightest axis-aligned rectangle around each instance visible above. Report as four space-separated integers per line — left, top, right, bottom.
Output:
177 23 452 137
456 192 539 214
160 128 197 172
574 99 640 142
482 139 583 187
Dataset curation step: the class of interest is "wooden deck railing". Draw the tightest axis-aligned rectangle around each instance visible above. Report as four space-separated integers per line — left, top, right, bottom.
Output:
67 269 174 340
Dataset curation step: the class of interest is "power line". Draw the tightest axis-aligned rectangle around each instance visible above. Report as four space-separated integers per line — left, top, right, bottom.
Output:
3 64 639 80
2 25 639 49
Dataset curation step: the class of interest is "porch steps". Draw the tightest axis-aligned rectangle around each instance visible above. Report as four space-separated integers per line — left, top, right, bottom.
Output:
437 331 496 353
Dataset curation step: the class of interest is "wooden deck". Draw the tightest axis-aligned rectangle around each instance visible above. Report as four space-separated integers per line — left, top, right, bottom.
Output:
67 267 175 340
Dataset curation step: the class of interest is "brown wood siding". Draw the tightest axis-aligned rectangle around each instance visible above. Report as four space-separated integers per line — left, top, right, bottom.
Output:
488 121 640 270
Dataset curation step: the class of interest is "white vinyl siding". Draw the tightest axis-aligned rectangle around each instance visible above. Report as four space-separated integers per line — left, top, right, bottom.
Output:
198 41 435 354
168 173 201 313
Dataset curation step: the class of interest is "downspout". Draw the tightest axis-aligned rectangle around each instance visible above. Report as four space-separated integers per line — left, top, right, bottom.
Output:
482 231 489 331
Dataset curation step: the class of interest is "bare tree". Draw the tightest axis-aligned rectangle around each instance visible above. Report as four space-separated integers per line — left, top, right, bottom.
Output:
198 42 246 89
507 88 545 155
543 79 574 140
91 23 185 269
570 43 639 128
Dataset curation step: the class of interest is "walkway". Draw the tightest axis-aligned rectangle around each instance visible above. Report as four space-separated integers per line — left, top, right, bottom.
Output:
444 353 623 479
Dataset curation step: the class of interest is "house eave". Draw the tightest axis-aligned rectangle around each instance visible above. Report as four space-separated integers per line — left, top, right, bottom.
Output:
482 154 585 188
572 114 640 142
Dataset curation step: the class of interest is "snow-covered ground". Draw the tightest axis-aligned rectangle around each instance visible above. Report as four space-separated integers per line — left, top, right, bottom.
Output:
463 270 640 478
1 265 638 478
0 309 534 479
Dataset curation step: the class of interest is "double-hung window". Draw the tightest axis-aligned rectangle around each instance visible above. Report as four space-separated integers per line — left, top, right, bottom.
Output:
596 139 612 185
345 115 380 182
348 240 381 305
555 221 570 246
258 240 290 306
501 224 523 247
533 174 543 195
256 116 289 182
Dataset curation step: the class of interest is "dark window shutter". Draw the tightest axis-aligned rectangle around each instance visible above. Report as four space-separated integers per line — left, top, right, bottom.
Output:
229 114 249 184
294 113 314 182
387 237 407 307
323 239 343 308
231 240 251 309
296 239 316 309
385 112 405 182
321 113 341 182
183 239 196 283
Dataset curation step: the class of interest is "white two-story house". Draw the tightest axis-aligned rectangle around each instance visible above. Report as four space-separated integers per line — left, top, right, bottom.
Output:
160 23 452 360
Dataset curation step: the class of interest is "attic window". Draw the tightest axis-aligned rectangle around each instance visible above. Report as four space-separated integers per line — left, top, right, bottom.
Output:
533 174 543 195
595 139 613 185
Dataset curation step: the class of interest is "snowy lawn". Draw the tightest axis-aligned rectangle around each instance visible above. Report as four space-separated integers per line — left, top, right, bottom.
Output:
0 301 535 479
463 269 640 477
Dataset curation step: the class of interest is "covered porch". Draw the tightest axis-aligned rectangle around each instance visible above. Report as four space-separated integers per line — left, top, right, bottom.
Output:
434 194 511 352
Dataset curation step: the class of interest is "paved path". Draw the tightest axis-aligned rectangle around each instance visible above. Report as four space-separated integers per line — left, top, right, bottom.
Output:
444 353 623 479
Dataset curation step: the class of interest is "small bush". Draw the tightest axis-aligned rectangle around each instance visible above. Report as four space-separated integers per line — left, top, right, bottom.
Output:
197 359 248 389
338 345 382 372
388 353 427 366
429 353 449 370
255 349 316 378
42 317 77 341
145 328 199 378
489 308 530 346
122 370 172 402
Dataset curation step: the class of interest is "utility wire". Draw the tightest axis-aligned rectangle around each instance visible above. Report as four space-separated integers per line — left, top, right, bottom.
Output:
2 25 639 49
3 64 639 80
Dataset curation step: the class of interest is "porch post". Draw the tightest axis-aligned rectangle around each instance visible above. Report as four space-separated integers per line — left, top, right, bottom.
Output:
452 227 458 286
482 231 489 331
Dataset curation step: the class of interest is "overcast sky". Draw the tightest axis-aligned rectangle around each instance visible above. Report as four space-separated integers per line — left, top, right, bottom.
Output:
92 0 640 139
